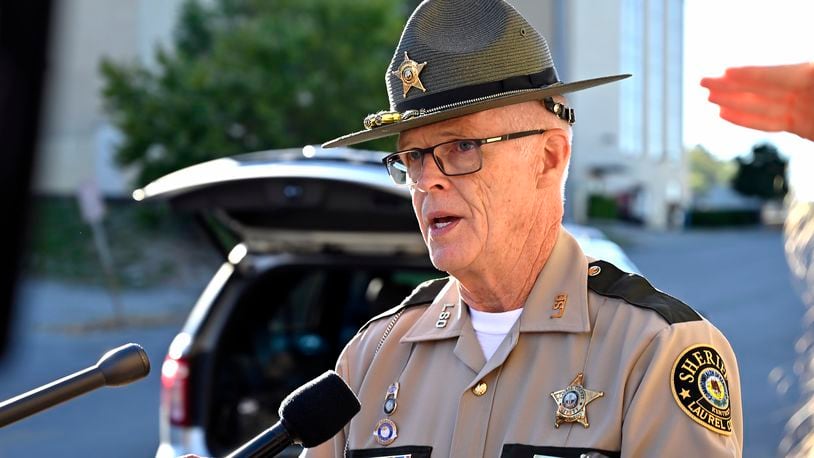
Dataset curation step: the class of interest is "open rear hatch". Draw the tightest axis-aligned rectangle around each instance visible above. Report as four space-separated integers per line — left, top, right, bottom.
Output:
134 146 427 258
139 147 436 456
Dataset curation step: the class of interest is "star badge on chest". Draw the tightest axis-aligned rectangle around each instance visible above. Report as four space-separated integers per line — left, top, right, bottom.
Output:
550 373 604 428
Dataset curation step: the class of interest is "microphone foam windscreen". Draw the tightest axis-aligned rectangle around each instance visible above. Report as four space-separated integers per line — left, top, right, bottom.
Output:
279 370 361 448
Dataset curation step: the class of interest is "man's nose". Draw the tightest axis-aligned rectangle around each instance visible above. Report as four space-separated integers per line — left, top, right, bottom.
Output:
412 153 448 192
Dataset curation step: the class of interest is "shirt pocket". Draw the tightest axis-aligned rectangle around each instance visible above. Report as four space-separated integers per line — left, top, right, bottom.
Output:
347 445 432 458
500 444 621 458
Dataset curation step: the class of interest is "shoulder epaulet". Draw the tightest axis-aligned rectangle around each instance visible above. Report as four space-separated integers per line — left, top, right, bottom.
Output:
587 260 701 325
357 277 449 334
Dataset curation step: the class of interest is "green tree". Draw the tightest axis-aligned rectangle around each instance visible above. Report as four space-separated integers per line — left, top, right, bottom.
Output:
731 143 789 200
100 0 406 186
687 145 736 196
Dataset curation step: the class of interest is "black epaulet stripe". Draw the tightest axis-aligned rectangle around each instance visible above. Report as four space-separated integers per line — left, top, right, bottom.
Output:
357 277 449 334
587 260 702 325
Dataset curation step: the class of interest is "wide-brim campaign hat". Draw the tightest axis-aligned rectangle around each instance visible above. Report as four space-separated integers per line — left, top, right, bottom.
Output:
323 0 630 148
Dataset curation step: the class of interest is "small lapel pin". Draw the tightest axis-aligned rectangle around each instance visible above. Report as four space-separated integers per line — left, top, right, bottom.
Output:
551 294 568 319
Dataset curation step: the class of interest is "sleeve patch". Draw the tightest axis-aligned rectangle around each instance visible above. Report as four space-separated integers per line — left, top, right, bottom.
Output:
671 344 732 436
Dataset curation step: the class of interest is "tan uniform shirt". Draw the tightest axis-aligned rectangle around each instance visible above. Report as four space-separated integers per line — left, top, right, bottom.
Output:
303 229 743 457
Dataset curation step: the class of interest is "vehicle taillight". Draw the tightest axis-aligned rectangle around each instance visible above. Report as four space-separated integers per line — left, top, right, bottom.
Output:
161 355 190 426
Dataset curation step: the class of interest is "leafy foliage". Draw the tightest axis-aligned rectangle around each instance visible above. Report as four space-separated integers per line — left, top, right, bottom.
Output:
687 145 736 197
731 143 789 201
100 0 405 186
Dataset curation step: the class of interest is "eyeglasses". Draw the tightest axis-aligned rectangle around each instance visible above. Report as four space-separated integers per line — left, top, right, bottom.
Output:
382 129 547 185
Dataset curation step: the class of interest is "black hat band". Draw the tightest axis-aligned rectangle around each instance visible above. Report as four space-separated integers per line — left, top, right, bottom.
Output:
394 67 560 113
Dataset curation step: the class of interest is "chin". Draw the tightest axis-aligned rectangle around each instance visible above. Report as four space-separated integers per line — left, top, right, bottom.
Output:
427 246 472 275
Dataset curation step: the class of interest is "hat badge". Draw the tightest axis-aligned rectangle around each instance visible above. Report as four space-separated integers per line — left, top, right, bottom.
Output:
393 52 427 97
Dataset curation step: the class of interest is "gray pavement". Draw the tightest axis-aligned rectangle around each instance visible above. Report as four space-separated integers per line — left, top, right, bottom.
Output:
0 278 206 457
0 225 807 457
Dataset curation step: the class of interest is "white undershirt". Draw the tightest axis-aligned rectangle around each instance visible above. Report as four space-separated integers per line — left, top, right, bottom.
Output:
468 307 523 360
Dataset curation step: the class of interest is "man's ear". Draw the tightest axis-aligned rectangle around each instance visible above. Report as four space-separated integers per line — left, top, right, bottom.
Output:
537 129 571 189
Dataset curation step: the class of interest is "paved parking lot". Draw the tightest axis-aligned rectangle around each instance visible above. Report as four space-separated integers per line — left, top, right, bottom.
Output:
0 281 202 457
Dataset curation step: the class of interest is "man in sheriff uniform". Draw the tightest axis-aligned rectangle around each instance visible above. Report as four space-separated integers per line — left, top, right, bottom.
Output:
303 1 743 456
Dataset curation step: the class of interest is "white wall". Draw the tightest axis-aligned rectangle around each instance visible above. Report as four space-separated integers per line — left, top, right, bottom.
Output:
35 0 185 196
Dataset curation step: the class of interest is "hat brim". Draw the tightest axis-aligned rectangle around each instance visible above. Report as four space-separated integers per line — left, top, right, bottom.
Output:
323 74 630 148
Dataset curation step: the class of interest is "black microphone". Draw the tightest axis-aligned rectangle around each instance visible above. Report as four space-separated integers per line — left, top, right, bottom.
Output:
225 370 361 458
0 343 150 427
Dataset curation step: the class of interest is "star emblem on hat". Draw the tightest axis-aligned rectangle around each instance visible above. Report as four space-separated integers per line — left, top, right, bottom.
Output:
551 373 604 428
392 52 427 97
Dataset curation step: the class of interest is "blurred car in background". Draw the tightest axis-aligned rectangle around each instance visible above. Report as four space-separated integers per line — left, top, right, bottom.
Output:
565 223 640 274
138 147 639 457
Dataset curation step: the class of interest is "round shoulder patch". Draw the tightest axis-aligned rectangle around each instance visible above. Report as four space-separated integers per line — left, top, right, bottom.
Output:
671 344 732 435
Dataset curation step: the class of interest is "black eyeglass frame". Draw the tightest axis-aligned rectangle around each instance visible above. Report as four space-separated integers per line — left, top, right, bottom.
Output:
381 129 547 185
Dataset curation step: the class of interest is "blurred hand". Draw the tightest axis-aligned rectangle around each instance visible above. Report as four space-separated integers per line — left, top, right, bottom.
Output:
700 62 814 141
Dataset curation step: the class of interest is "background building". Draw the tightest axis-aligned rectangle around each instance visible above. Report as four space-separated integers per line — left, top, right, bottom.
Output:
511 0 687 229
35 0 185 197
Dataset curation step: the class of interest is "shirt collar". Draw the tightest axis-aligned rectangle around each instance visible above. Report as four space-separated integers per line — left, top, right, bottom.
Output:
401 226 591 343
401 279 464 342
518 227 591 333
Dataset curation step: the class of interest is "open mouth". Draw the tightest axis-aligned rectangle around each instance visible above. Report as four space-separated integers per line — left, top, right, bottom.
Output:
427 215 461 235
432 216 459 229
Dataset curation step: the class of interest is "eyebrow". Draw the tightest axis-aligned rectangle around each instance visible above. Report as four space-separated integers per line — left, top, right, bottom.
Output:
397 128 476 151
437 129 471 139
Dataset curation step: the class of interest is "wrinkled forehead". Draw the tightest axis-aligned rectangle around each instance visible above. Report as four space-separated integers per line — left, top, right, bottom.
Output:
398 101 546 148
397 112 486 149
